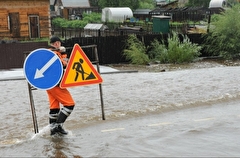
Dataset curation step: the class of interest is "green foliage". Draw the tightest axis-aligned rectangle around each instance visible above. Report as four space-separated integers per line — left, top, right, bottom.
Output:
210 13 222 23
186 0 210 7
228 0 240 6
52 18 68 28
123 34 150 64
149 32 202 64
21 38 49 43
67 20 86 28
98 0 140 10
98 0 119 8
123 32 201 65
95 0 155 9
139 0 155 9
82 12 102 23
52 12 101 28
89 0 98 6
203 4 240 59
148 39 168 63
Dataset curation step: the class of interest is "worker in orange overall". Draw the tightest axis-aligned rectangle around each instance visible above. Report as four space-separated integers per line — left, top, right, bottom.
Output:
47 36 75 135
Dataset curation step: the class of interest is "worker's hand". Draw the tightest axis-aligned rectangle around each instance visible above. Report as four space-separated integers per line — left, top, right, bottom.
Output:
62 58 68 66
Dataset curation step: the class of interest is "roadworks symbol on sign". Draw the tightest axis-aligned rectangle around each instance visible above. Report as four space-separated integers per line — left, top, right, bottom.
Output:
60 44 103 88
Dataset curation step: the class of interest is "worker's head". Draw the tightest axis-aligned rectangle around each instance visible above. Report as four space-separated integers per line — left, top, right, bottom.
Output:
50 36 62 49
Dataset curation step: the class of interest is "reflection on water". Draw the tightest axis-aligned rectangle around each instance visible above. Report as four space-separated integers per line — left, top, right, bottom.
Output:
1 66 240 156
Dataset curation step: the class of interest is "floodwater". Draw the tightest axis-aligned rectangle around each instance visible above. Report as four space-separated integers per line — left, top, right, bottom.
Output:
1 66 240 157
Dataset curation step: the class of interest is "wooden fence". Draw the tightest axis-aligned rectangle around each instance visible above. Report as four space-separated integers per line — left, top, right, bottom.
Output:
0 42 48 69
0 34 205 69
63 33 205 64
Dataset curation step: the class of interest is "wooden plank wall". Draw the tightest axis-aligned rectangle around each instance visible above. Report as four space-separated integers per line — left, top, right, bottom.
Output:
0 0 50 39
0 8 10 37
0 41 49 69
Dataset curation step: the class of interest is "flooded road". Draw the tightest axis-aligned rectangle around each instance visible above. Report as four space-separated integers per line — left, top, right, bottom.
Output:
1 66 240 157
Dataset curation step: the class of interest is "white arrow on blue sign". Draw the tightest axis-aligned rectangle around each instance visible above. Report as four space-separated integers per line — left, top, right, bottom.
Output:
23 48 63 90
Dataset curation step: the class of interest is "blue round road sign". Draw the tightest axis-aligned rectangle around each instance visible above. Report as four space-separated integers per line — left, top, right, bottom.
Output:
23 48 63 90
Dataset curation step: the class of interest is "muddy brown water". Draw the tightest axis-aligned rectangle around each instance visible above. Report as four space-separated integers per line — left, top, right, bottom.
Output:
1 65 240 157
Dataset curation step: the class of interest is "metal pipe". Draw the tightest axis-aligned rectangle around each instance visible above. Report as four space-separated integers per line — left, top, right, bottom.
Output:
27 83 39 133
94 46 105 120
24 51 39 134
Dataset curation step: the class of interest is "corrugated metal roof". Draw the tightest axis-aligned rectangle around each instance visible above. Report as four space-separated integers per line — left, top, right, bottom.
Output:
150 6 205 14
133 9 151 15
62 0 90 8
84 23 108 30
152 15 171 19
50 0 55 5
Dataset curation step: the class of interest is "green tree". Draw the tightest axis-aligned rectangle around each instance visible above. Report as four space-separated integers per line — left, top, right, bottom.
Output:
98 0 140 10
139 0 155 9
89 0 99 6
228 0 239 6
98 0 119 7
186 0 210 7
203 4 240 59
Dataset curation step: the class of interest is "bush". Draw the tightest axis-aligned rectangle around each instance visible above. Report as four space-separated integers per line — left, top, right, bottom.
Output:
52 12 101 28
52 18 68 28
123 32 201 64
149 32 202 64
148 39 168 63
67 20 88 28
203 4 240 59
123 34 150 64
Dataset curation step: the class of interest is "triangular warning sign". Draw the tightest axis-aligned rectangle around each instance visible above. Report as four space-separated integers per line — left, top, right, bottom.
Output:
60 44 103 88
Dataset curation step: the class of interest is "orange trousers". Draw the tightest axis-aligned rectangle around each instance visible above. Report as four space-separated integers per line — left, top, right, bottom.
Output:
46 86 75 109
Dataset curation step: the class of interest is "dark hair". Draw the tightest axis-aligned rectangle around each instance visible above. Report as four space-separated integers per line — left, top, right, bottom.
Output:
50 36 62 43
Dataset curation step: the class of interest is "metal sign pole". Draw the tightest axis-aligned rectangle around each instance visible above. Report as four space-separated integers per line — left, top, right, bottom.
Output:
80 45 105 120
24 51 39 133
94 46 105 120
27 83 39 133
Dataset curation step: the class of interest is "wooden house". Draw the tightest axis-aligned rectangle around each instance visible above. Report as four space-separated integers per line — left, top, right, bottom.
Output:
53 0 98 20
133 9 151 21
156 0 179 8
150 6 207 22
0 0 51 39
